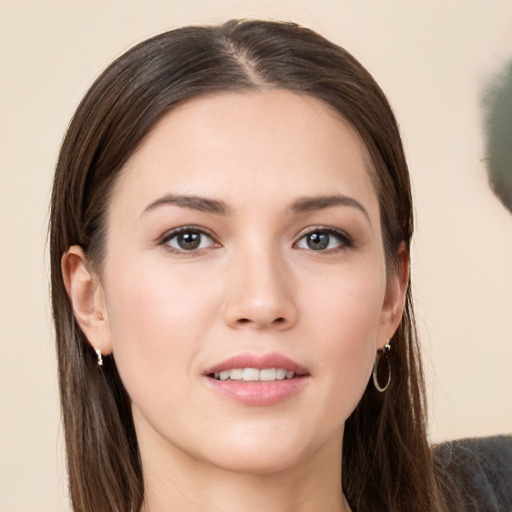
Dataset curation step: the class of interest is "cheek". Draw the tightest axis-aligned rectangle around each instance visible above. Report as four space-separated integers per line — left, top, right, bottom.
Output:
102 257 219 399
304 260 386 347
301 264 385 417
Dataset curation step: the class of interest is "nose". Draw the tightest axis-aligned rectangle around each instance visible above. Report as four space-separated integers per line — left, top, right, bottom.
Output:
223 247 298 331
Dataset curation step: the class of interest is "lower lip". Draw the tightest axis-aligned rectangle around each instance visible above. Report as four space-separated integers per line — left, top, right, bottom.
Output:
203 376 309 406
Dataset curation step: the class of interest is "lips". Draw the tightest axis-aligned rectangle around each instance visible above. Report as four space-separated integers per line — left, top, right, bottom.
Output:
204 352 309 376
203 352 310 406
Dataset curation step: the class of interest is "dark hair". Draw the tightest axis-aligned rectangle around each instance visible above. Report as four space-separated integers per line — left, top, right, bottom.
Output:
50 19 458 512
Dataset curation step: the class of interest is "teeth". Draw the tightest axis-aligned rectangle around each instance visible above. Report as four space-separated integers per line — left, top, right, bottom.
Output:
212 368 296 381
230 368 244 380
275 368 286 380
259 368 276 381
243 368 260 381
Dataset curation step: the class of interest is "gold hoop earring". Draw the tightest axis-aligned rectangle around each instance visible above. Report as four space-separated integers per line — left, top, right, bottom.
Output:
95 348 103 366
372 340 391 392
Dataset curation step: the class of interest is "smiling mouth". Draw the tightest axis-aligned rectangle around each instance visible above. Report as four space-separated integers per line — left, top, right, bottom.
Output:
209 368 301 382
204 356 310 405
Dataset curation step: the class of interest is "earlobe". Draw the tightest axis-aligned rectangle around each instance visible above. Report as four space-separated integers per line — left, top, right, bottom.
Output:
61 246 112 355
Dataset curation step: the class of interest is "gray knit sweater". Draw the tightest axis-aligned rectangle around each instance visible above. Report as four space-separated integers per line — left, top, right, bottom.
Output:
433 435 512 511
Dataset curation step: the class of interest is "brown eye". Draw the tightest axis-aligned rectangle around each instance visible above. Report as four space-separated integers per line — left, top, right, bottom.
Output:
165 229 215 251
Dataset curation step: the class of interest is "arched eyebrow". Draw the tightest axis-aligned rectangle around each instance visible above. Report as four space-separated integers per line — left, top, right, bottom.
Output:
143 193 370 224
143 194 230 216
290 194 371 224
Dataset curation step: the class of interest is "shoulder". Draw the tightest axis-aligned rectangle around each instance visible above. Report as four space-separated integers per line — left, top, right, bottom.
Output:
433 435 512 511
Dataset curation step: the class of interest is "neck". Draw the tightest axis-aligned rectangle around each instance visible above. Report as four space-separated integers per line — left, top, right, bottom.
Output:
139 429 351 512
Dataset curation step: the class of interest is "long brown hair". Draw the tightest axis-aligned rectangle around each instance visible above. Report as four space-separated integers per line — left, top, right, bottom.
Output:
50 19 457 511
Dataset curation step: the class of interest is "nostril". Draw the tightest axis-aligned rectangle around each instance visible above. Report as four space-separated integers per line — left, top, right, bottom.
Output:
235 316 287 327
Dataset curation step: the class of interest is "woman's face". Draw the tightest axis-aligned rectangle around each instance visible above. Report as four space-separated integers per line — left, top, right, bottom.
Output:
89 91 404 474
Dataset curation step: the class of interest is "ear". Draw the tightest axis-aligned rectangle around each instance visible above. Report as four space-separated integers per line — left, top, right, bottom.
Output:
61 245 113 355
378 242 409 349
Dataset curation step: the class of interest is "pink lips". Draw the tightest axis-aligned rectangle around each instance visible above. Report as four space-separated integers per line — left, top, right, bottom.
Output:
203 352 310 406
204 352 308 375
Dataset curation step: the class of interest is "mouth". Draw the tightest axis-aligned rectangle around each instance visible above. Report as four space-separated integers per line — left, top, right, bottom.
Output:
203 352 310 406
209 367 302 382
204 352 309 380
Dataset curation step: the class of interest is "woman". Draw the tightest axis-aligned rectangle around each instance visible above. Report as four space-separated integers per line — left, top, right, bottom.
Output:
49 19 509 512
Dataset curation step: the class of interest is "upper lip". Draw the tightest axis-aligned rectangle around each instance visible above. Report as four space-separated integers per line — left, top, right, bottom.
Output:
204 352 309 376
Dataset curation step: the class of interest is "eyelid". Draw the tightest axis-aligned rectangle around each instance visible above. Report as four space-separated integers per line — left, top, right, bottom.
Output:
159 225 220 252
157 224 353 253
294 226 354 250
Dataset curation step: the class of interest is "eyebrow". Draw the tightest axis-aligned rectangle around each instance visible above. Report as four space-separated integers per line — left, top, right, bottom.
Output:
290 194 371 223
143 192 370 223
143 194 229 216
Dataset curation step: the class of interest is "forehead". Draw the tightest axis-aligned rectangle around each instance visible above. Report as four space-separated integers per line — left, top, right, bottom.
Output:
113 90 378 217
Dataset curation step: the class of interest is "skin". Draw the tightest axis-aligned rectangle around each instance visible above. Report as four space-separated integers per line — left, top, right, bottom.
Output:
63 90 408 512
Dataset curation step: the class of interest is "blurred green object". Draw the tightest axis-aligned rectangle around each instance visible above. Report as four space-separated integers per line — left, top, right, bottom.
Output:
482 60 512 214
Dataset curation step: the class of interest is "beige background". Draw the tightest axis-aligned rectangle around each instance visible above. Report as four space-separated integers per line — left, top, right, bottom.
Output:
1 1 511 510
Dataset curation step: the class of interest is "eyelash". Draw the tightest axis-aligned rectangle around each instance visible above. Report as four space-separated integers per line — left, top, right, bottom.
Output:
294 227 354 253
159 225 354 254
160 226 219 255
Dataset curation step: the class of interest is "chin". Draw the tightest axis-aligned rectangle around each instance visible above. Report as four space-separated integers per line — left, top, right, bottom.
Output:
208 444 309 476
198 420 339 476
